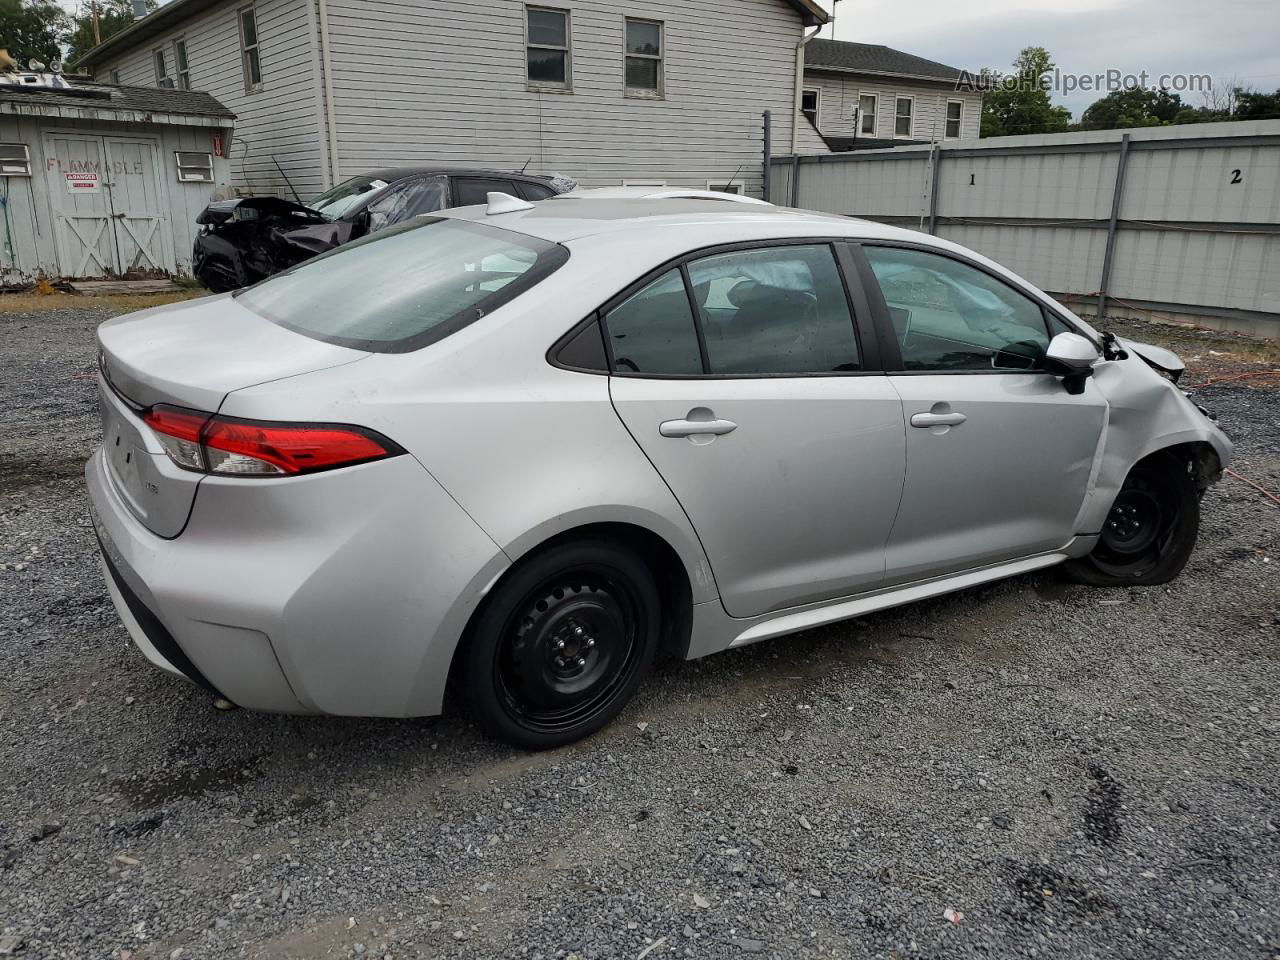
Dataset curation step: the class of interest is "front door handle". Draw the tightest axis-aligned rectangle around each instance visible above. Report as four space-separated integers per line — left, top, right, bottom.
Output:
910 411 967 428
660 417 738 438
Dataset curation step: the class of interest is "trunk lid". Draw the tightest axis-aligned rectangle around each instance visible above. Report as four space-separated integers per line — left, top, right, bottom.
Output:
96 294 367 537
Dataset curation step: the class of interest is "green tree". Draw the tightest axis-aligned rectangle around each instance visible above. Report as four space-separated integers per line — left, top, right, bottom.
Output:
980 46 1072 137
1079 87 1185 130
1233 88 1280 120
64 0 157 66
0 0 65 68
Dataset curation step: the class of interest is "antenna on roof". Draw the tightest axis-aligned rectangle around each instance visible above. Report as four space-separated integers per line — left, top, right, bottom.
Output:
272 157 302 204
518 157 531 174
725 162 744 194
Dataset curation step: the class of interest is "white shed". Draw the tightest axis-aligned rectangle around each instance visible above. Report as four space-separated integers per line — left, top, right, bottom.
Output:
0 75 234 281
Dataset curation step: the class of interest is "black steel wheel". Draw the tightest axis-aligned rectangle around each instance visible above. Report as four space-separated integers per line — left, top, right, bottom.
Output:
462 539 660 749
1066 452 1200 586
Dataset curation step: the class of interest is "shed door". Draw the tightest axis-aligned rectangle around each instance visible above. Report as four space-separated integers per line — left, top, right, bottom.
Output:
44 134 116 277
104 137 173 276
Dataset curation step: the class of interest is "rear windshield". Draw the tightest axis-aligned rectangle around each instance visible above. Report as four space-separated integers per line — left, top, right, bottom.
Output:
235 217 569 353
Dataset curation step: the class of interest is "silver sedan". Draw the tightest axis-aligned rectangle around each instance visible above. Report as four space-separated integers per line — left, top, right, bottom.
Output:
87 193 1232 748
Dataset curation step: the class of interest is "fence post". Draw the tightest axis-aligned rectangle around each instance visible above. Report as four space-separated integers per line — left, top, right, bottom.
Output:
790 154 801 207
927 144 942 234
1097 133 1132 320
762 110 772 203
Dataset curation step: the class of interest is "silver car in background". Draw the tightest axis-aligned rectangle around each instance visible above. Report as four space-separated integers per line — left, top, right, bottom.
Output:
87 194 1232 748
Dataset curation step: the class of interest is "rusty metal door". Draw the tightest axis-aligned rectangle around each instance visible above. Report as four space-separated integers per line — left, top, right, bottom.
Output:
104 137 174 276
43 133 116 277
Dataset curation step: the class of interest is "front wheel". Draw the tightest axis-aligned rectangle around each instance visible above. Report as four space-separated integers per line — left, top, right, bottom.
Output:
460 539 661 750
1065 452 1200 586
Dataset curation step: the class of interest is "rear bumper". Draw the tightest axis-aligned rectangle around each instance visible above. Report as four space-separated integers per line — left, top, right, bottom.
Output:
86 446 509 717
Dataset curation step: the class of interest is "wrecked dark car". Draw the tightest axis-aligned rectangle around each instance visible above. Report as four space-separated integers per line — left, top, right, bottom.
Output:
192 168 574 292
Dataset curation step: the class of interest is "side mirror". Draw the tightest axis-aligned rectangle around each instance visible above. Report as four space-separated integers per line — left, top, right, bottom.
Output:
349 209 371 237
1044 332 1101 394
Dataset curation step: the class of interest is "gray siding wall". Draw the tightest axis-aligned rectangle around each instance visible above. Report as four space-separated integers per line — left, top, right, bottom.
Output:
94 0 327 198
770 120 1280 334
804 72 982 142
0 115 233 279
322 0 816 196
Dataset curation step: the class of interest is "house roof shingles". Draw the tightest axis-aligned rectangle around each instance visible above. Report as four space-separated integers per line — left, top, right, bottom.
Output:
0 78 235 119
805 38 966 83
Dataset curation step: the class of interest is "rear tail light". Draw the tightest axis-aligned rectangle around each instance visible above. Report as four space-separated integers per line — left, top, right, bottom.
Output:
143 405 403 477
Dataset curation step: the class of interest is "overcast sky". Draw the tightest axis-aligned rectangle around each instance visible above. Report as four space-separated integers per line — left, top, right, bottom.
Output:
815 0 1280 117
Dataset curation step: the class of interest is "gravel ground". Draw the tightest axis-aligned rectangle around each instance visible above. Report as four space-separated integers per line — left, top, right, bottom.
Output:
1 307 1277 960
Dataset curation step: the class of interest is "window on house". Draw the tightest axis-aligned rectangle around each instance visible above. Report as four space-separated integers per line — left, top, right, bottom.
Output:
109 68 121 85
240 6 262 91
0 144 31 176
945 99 963 139
174 39 190 89
526 7 570 88
175 151 213 182
800 88 819 126
624 18 662 94
894 96 913 138
858 93 877 136
153 48 172 88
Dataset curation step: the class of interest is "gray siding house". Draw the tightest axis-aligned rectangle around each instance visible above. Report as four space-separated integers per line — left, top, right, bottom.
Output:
802 39 983 150
77 0 831 202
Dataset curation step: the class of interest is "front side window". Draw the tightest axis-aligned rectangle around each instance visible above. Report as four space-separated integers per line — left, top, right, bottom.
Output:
153 48 171 87
527 6 570 88
604 269 702 375
240 6 262 90
625 19 662 94
894 96 913 137
363 177 446 232
236 218 569 352
945 99 963 139
687 245 860 375
801 88 819 125
859 93 877 135
309 176 389 221
863 246 1050 371
174 39 190 89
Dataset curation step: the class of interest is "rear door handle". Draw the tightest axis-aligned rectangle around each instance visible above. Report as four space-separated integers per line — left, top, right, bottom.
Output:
660 417 738 438
910 412 967 428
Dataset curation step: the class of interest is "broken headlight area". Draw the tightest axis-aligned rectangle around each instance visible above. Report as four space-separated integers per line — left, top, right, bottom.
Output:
193 197 356 294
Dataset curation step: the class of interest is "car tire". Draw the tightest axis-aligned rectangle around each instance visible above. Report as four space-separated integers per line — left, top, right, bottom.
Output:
1065 452 1200 587
461 539 661 750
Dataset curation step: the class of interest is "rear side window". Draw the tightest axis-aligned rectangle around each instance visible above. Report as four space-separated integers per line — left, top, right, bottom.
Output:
236 218 568 353
454 177 519 206
604 269 702 375
517 181 557 201
687 245 860 374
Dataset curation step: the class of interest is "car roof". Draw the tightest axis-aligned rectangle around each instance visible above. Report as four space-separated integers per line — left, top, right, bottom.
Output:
362 166 553 184
439 196 924 245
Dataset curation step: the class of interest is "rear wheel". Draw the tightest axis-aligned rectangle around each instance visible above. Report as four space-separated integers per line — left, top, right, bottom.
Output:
1065 452 1200 586
461 539 660 749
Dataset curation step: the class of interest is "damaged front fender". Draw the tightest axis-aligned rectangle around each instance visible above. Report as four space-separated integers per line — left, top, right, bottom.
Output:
1075 352 1233 535
193 197 351 293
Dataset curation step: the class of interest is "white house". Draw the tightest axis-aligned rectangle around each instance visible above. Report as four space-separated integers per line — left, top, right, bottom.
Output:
76 0 833 201
802 39 983 150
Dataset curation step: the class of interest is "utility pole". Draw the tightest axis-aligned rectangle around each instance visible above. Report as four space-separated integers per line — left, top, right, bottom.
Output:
92 1 102 47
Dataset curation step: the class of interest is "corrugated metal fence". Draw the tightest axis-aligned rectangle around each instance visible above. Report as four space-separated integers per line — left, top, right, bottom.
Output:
770 120 1280 337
